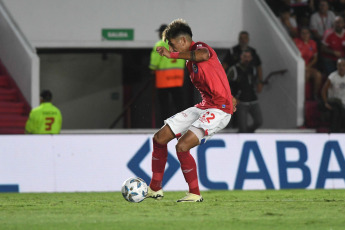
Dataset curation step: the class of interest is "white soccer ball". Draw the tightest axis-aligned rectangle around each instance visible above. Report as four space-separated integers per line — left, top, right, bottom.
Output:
121 177 148 203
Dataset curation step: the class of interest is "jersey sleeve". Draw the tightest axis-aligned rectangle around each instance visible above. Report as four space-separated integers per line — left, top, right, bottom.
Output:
195 42 212 58
149 40 168 70
149 45 162 70
51 110 62 134
25 110 38 134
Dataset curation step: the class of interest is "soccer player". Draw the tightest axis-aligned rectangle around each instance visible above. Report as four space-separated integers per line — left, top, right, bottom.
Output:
25 90 62 134
146 19 236 202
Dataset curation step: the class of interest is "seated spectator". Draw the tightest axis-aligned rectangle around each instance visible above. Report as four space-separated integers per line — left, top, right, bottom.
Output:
321 58 345 132
222 31 263 93
321 16 345 76
279 6 299 38
25 90 62 134
310 0 336 42
294 27 322 99
227 50 263 133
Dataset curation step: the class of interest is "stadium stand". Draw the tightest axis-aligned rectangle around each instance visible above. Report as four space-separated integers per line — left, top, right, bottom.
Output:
0 61 30 134
265 0 341 133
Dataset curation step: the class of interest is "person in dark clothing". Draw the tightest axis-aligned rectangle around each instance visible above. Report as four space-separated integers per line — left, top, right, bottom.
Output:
227 50 263 133
222 31 263 94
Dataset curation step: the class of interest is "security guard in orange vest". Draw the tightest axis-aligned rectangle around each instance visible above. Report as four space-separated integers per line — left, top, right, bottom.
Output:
149 24 186 127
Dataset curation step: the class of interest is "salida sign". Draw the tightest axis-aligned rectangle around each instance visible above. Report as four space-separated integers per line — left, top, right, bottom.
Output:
128 139 345 190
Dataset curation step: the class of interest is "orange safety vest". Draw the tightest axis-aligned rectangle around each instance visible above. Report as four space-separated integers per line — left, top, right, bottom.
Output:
155 68 184 88
149 40 185 88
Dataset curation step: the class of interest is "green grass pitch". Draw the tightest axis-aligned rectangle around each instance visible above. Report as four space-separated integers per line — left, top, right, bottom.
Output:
0 189 344 230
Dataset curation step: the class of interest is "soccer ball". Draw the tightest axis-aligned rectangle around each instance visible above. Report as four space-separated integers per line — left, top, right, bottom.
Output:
121 177 148 203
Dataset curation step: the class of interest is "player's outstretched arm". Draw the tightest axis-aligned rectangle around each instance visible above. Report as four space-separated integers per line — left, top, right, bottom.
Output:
156 46 209 62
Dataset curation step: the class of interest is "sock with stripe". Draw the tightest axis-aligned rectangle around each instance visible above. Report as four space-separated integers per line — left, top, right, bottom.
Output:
149 138 168 191
177 151 200 195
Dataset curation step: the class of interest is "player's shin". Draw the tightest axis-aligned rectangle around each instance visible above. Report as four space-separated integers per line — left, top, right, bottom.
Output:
177 151 200 195
150 138 168 191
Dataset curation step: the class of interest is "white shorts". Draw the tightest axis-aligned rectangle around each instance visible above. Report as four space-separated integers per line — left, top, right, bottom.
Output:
164 107 231 144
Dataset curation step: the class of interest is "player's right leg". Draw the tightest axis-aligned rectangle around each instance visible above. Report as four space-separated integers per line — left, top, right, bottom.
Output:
146 124 175 200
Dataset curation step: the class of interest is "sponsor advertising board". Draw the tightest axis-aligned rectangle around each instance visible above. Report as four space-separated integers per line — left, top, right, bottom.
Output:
0 134 344 192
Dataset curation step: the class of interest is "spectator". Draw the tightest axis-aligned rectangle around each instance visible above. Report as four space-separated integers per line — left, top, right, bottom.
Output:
310 0 336 42
279 6 299 38
321 16 345 76
222 31 263 93
227 50 263 133
149 24 186 127
294 27 322 99
25 90 62 134
321 58 345 132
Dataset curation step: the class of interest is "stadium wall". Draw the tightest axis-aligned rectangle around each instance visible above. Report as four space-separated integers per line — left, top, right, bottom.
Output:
1 134 344 193
2 0 242 48
0 0 39 107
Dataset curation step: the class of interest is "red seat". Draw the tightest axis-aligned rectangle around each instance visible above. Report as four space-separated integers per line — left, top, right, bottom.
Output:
0 63 30 134
0 128 25 134
0 88 18 101
0 76 9 88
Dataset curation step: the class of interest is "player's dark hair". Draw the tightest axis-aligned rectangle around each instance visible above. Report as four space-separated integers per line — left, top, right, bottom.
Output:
40 90 52 102
163 18 193 42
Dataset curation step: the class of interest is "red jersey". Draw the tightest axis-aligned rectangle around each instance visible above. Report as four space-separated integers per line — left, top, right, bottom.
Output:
294 38 317 66
322 30 345 61
186 41 233 114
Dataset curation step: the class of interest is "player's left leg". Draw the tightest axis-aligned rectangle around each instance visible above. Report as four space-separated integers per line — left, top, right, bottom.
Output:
175 129 204 202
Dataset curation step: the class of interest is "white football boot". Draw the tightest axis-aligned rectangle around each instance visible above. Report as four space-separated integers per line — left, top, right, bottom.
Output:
146 187 164 200
177 193 203 202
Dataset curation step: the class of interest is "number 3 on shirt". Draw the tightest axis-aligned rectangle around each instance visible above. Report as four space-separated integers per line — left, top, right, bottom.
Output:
45 117 55 131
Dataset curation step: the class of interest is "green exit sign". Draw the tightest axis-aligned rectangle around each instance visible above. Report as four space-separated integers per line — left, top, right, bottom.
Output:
102 29 134 41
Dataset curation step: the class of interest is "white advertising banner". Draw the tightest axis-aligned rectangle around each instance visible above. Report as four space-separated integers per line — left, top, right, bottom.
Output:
0 134 344 193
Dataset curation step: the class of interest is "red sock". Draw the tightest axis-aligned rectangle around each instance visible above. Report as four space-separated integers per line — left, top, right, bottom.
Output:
177 151 200 195
149 138 168 191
